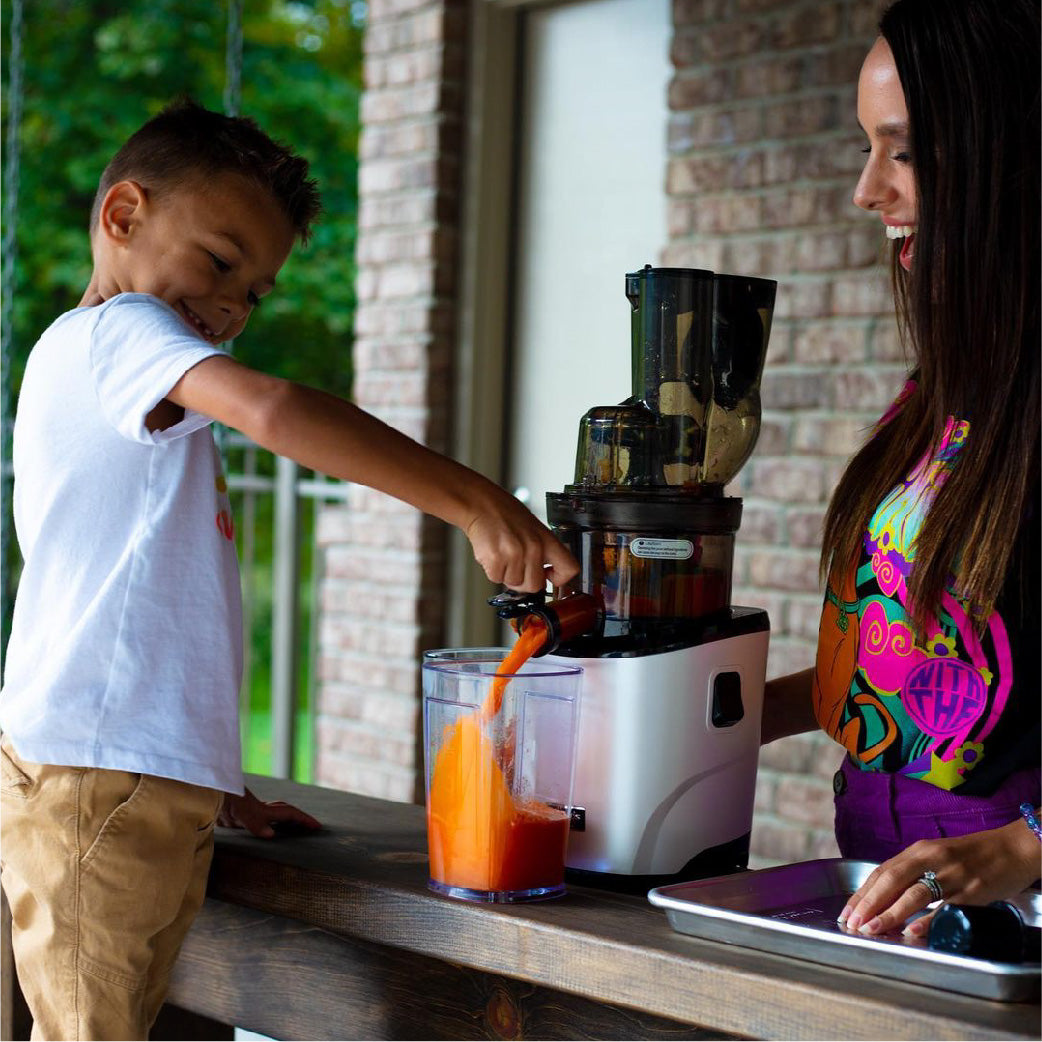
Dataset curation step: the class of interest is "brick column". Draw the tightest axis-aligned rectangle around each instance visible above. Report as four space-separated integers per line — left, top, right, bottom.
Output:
667 0 904 862
314 0 467 802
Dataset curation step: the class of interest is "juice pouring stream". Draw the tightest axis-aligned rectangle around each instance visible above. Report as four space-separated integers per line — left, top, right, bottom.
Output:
426 619 570 893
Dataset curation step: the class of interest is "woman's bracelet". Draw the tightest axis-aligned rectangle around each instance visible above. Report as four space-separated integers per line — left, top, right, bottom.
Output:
1019 802 1042 842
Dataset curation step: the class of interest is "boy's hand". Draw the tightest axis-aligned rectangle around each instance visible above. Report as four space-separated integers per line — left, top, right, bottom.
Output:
465 492 579 593
218 787 322 839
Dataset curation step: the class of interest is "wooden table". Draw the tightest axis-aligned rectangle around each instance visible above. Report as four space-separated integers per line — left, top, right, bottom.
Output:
145 775 1039 1041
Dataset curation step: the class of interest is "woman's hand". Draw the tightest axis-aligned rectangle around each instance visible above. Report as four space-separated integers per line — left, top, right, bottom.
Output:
218 787 322 839
838 817 1041 938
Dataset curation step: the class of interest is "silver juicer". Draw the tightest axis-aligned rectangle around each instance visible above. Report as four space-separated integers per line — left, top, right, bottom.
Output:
493 264 777 891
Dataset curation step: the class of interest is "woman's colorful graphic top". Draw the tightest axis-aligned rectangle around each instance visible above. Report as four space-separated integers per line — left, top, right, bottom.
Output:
813 380 1037 793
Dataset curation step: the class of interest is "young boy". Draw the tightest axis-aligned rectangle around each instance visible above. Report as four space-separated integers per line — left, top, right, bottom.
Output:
0 100 577 1040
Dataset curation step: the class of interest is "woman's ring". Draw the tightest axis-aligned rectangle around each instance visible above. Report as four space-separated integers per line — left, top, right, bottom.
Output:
916 870 943 902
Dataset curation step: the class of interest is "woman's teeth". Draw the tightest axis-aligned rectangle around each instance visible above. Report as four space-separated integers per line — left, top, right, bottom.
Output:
885 224 915 239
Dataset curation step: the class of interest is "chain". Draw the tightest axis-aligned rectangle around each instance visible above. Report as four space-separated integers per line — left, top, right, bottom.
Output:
223 0 244 118
1 0 25 382
216 0 245 458
1 0 26 662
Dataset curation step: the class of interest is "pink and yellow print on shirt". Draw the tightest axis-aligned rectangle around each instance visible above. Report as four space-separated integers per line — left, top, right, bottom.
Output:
814 398 1013 791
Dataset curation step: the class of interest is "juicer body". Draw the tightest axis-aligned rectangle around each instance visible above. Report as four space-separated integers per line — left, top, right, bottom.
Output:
525 264 779 888
550 608 768 888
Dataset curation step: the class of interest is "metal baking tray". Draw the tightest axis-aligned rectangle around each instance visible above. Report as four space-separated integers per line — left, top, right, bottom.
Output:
648 858 1041 1002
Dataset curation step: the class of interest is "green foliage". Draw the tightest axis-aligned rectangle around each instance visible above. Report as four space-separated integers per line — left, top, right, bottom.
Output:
2 0 362 397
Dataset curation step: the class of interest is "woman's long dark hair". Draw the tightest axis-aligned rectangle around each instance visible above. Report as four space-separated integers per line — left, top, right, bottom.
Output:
821 0 1040 632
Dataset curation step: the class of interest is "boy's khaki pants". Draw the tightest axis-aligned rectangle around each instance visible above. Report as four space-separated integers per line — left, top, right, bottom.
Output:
0 737 222 1041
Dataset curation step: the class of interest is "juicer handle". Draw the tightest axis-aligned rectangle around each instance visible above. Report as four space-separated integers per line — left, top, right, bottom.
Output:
488 588 547 619
488 589 553 655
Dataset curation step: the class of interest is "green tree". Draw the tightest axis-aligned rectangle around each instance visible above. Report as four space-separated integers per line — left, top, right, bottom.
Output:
2 0 362 395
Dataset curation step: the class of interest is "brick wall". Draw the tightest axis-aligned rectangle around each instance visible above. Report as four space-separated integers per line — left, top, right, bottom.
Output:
313 0 467 802
665 0 905 864
315 0 906 866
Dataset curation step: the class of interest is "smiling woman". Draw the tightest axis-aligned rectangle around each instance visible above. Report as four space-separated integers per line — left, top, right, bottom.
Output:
853 39 917 270
762 0 1040 940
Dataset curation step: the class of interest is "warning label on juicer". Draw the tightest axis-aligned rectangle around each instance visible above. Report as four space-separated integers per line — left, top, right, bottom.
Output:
630 537 694 560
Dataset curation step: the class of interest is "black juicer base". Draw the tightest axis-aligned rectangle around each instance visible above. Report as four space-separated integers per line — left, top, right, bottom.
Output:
565 833 750 895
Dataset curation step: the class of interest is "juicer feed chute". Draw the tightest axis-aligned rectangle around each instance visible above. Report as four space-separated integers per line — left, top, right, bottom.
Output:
572 266 775 492
704 273 776 483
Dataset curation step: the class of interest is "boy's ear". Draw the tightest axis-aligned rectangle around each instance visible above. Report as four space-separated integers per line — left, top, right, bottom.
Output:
98 180 148 245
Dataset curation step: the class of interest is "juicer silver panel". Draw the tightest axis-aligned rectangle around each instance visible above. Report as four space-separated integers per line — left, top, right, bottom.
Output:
549 627 769 877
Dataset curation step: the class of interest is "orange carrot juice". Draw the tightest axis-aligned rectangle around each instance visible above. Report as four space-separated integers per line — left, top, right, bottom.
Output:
425 622 575 898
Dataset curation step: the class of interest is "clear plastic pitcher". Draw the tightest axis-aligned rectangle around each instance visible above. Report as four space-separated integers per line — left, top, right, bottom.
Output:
422 649 582 902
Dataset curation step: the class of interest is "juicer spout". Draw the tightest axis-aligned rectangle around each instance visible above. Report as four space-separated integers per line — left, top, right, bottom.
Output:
488 590 601 656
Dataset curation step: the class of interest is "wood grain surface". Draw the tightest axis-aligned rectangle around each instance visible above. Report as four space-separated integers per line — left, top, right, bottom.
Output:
168 901 731 1041
158 775 1039 1042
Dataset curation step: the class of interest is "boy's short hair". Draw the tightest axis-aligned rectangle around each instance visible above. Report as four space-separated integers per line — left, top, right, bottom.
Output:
90 98 322 243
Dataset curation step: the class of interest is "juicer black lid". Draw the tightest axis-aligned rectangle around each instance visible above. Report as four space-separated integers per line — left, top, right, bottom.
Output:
626 264 715 280
625 265 777 295
546 488 743 533
713 270 779 294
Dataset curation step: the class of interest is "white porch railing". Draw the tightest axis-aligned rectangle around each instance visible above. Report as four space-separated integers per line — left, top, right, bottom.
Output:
224 432 349 781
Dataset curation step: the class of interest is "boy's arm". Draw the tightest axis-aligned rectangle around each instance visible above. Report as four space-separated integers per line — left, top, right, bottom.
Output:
166 354 578 592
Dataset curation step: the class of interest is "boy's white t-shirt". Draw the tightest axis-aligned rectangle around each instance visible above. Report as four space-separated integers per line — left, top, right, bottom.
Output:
0 293 245 794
